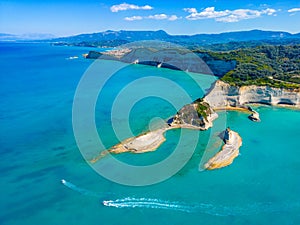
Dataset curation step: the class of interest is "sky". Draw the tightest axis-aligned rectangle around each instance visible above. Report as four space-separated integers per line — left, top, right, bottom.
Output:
1 0 300 37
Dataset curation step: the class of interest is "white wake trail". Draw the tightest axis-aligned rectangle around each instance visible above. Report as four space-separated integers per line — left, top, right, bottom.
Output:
102 197 300 216
102 197 210 213
61 180 300 216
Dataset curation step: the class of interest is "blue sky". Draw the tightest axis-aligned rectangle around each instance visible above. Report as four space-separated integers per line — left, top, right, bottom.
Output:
1 0 300 36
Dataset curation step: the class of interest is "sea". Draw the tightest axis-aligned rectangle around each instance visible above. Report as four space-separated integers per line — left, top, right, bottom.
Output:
0 42 300 225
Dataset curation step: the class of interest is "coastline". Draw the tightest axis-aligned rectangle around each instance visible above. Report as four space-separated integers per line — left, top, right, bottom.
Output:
213 106 251 112
204 80 300 109
247 102 300 111
91 80 299 169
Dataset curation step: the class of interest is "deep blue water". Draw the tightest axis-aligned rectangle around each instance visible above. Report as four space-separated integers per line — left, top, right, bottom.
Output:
1 43 300 225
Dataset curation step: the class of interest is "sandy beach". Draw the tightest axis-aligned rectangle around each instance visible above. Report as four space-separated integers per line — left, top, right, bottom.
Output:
90 122 213 163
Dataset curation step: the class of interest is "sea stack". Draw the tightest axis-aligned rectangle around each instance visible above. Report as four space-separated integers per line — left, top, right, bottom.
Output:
248 110 261 122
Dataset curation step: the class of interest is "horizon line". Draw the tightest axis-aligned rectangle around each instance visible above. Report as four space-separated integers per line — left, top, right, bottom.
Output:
2 28 300 39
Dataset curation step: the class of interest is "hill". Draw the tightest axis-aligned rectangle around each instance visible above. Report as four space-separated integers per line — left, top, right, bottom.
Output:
51 29 300 47
195 45 300 88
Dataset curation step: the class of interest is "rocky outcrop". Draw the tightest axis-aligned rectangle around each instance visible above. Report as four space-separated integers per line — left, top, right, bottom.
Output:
171 100 218 130
204 80 300 108
248 110 260 122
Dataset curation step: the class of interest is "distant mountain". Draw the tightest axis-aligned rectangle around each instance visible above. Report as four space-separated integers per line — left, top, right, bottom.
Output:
53 30 170 42
183 30 293 44
50 29 300 46
0 33 19 41
0 33 56 41
292 32 300 38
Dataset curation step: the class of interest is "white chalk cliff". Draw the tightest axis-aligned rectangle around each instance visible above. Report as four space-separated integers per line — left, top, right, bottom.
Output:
204 80 300 108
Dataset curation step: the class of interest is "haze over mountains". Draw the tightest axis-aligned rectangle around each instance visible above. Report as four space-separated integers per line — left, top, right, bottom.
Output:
0 33 56 41
51 29 300 45
2 30 300 49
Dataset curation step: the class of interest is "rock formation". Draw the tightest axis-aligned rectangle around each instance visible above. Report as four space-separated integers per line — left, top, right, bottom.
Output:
171 99 218 130
248 110 260 122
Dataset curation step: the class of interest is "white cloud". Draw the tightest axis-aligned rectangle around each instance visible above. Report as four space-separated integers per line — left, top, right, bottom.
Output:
147 14 168 20
111 3 153 12
185 7 229 20
184 7 277 22
168 15 179 21
288 8 300 13
183 8 197 13
125 14 179 21
124 16 143 21
262 8 276 15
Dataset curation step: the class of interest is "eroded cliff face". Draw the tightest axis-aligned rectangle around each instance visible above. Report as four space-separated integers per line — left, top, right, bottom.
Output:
204 80 300 108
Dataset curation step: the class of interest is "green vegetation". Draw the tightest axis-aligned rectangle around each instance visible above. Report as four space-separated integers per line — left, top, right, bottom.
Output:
195 99 211 122
53 40 129 48
198 39 300 51
195 45 300 89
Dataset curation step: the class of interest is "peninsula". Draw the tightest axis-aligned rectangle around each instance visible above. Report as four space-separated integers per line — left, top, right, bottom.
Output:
91 99 219 160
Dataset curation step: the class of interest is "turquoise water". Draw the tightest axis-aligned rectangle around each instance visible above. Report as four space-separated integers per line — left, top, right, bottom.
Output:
1 43 300 224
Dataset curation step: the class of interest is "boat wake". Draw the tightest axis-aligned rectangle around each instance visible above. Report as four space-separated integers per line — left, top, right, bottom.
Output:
61 179 300 216
102 197 233 215
102 197 300 216
103 197 194 213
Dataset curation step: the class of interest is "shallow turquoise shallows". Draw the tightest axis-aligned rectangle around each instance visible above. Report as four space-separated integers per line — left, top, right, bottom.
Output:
0 43 299 225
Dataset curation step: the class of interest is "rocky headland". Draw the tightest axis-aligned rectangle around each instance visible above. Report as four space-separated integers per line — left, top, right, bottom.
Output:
91 99 219 162
91 96 244 170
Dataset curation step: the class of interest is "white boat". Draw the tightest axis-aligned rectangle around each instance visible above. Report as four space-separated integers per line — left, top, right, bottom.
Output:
67 56 79 60
133 59 139 64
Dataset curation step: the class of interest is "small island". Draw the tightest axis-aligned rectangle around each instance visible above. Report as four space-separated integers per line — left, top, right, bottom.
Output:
204 128 242 170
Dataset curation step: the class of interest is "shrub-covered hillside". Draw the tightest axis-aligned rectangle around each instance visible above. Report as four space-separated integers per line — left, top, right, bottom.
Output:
196 45 300 89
